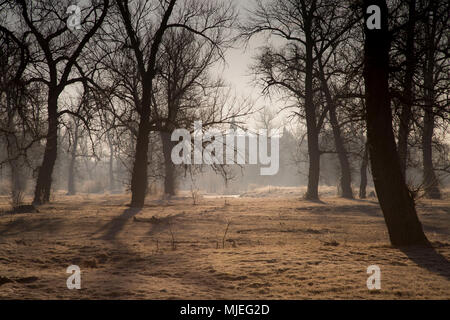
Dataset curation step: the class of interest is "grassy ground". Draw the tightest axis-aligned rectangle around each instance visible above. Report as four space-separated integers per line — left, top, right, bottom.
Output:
0 189 448 299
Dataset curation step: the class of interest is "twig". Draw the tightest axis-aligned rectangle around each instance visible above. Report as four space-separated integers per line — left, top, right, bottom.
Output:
222 220 231 249
168 222 176 251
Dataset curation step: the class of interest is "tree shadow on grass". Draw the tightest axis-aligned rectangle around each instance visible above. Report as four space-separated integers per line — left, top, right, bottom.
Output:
0 217 63 237
302 198 326 204
421 223 449 235
94 207 141 240
400 245 450 280
297 203 382 218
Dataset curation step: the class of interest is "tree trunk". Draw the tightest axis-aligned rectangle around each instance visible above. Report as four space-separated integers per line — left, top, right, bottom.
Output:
359 141 369 199
422 107 440 199
33 92 59 204
421 5 441 199
304 31 320 201
422 106 440 199
317 58 353 198
67 120 79 195
107 132 115 192
397 0 416 179
10 161 23 197
8 140 26 203
130 106 150 208
126 0 176 208
5 102 25 202
363 0 428 246
161 131 176 196
329 108 353 198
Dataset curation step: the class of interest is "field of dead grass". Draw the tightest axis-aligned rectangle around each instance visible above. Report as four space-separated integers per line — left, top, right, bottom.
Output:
0 189 448 299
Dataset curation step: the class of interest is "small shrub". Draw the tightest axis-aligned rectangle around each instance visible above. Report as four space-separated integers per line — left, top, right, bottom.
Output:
190 186 202 205
10 190 24 208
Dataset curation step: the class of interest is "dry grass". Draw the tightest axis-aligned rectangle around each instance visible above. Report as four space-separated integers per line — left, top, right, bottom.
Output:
0 189 448 299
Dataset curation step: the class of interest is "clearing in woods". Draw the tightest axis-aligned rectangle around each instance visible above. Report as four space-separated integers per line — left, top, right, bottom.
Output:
0 188 449 299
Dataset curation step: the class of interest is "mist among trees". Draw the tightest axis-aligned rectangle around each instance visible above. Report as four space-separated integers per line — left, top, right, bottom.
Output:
0 0 449 300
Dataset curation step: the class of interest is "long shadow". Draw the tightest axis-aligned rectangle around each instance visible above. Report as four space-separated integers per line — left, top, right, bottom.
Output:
350 198 380 206
94 207 141 240
299 204 382 218
415 204 450 212
302 198 326 205
400 245 450 280
421 223 449 235
0 217 63 237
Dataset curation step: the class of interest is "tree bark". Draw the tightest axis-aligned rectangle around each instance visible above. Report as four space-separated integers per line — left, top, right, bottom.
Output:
422 107 440 199
421 4 441 199
363 0 428 246
130 92 151 207
5 96 25 201
304 21 320 201
329 107 353 198
7 134 25 202
161 131 176 196
33 92 59 204
359 141 369 199
107 132 115 192
317 58 353 198
397 0 416 179
67 120 79 195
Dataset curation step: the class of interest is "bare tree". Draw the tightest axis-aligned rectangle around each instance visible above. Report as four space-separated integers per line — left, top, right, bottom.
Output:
243 0 357 200
155 26 231 196
315 46 355 199
94 0 237 207
359 140 369 199
394 0 418 178
64 88 92 195
0 8 45 203
419 0 448 199
0 0 110 204
363 0 428 246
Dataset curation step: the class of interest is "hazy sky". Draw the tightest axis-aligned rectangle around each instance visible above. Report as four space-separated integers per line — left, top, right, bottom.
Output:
215 2 278 131
62 0 292 130
218 0 295 131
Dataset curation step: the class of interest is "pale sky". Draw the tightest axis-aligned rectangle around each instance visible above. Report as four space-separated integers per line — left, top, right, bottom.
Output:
218 0 292 131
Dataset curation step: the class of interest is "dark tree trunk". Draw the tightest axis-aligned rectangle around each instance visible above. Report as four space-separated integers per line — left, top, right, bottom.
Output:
421 5 441 199
422 108 440 199
304 29 320 201
363 0 428 246
161 131 176 196
67 120 79 195
8 141 26 202
329 108 353 198
304 108 320 201
33 93 59 204
124 0 176 208
130 100 151 208
5 103 25 201
317 58 353 198
397 0 416 179
359 141 369 199
107 133 115 192
10 161 23 197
